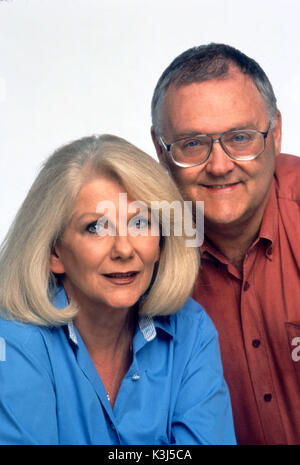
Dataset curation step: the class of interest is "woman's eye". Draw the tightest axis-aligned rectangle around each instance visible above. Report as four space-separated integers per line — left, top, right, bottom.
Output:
128 216 149 234
133 217 148 229
86 218 111 235
86 221 99 234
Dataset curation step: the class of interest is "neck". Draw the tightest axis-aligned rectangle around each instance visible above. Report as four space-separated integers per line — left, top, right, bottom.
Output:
73 301 136 354
72 300 136 408
204 213 263 273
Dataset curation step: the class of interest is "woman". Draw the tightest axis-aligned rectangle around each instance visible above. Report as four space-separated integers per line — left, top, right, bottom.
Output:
0 134 236 445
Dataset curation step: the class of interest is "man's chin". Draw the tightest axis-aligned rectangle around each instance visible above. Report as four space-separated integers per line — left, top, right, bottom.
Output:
204 212 246 232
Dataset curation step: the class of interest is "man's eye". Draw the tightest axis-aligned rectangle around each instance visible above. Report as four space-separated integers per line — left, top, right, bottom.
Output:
234 135 247 141
230 133 253 143
183 139 206 148
186 139 201 147
181 138 209 150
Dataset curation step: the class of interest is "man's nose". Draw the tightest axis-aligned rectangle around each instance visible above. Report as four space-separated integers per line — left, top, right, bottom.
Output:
111 234 135 260
205 139 235 176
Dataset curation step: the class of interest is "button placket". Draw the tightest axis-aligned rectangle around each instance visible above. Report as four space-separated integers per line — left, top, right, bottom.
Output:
264 393 272 402
252 339 261 348
243 281 250 291
240 260 285 443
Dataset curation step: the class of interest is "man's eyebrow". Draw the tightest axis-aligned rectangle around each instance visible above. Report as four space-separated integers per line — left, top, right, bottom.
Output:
226 123 259 131
172 123 259 139
171 130 202 139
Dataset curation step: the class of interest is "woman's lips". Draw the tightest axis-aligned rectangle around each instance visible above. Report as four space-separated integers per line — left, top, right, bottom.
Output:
102 271 139 285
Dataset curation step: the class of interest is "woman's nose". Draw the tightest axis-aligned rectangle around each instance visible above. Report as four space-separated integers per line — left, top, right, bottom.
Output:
110 234 135 260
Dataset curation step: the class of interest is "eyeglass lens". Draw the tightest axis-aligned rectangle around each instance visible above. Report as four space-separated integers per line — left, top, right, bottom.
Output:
172 130 265 164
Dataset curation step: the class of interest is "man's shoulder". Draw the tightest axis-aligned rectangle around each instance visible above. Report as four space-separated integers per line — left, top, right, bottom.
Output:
275 154 300 201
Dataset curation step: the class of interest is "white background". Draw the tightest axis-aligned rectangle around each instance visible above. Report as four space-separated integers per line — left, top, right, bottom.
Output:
1 0 299 242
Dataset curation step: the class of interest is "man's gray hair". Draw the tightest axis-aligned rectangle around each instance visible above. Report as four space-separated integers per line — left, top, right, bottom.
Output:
151 43 278 135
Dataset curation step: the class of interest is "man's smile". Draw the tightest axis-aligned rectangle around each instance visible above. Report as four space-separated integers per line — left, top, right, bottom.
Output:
199 181 242 193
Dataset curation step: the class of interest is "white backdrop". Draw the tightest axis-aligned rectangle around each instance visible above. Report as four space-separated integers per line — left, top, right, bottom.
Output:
1 0 299 242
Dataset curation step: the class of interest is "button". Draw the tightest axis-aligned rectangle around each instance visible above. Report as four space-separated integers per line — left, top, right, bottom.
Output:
132 373 140 381
243 281 250 291
264 393 272 402
252 339 261 348
267 247 273 255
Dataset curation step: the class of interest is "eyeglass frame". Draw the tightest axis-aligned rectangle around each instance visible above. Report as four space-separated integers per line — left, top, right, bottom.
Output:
159 123 271 168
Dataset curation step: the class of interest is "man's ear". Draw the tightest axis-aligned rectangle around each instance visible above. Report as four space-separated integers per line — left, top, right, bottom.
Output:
272 110 282 156
151 126 167 165
50 247 65 274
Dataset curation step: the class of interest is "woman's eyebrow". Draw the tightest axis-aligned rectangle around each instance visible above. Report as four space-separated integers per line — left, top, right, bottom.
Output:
73 212 106 223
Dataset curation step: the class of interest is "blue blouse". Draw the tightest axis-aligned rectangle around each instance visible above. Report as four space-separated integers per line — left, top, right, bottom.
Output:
0 287 236 445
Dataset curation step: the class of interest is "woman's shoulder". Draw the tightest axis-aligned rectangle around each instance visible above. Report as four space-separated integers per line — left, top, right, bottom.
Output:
0 316 55 365
173 297 215 326
155 297 217 344
0 316 51 340
153 299 222 382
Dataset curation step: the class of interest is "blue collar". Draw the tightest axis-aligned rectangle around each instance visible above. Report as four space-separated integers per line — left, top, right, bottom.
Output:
67 316 157 346
52 285 174 346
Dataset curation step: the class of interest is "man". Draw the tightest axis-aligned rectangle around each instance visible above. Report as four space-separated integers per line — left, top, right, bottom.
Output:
150 43 300 445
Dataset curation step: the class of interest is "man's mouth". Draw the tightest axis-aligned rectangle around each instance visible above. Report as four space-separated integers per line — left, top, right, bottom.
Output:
201 182 241 192
203 182 240 188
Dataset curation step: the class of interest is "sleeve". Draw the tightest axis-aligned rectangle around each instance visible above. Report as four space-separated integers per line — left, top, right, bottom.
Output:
170 310 236 445
0 330 59 445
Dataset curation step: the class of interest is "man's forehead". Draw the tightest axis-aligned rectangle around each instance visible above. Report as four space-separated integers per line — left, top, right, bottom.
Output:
161 71 267 133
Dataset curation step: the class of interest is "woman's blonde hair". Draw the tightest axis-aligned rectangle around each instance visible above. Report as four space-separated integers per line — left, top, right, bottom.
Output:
0 135 200 326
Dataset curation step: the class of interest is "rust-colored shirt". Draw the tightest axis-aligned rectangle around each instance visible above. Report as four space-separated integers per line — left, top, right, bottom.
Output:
193 154 300 445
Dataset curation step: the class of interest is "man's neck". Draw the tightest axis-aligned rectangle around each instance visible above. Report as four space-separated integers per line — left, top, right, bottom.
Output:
204 214 263 274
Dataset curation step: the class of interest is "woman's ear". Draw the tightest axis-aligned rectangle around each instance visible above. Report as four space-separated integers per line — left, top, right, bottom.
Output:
50 247 65 274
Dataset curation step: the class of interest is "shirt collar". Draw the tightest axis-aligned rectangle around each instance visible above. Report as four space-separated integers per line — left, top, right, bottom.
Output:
257 181 278 247
67 316 158 347
52 285 174 346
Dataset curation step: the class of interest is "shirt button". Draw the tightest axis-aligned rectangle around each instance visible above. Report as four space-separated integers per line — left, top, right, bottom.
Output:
132 373 140 381
264 393 272 402
243 281 250 291
267 247 273 255
252 339 261 348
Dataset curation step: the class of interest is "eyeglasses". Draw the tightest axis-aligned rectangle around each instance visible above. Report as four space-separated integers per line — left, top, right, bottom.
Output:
159 124 270 168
